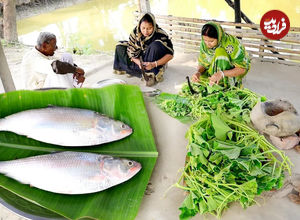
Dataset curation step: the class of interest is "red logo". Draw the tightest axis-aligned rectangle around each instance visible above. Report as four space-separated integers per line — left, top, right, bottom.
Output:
260 10 290 40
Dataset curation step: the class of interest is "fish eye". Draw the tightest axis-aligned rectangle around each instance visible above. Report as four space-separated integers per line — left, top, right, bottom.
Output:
128 161 134 166
121 124 126 129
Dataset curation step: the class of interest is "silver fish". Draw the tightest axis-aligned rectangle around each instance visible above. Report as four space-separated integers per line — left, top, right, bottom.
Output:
0 151 141 194
0 106 132 146
92 78 127 89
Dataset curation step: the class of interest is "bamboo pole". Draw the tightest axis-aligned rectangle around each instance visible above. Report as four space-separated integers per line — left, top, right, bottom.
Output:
250 51 300 61
173 41 300 59
173 42 300 65
258 39 265 58
135 11 300 32
254 57 300 67
172 38 300 54
172 38 201 46
241 39 300 50
134 11 300 65
170 30 300 44
138 0 150 13
0 43 16 92
160 23 260 35
243 43 300 55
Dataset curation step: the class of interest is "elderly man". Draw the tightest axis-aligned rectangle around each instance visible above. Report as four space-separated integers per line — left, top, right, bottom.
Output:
21 32 85 90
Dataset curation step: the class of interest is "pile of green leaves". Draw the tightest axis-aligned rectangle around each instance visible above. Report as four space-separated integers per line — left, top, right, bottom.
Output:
155 80 291 219
155 93 192 120
156 78 266 123
176 113 291 219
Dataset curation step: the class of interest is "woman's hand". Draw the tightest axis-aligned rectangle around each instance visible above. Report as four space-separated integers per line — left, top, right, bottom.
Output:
192 65 206 82
143 62 155 70
131 58 142 69
209 71 224 86
192 72 201 82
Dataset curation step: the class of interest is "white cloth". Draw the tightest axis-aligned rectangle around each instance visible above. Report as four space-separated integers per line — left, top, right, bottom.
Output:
20 48 74 90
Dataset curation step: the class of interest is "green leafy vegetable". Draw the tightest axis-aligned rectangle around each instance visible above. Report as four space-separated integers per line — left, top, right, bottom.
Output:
176 115 291 218
155 80 292 219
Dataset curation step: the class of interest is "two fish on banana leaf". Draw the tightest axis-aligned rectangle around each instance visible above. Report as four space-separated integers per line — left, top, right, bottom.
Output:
0 106 141 194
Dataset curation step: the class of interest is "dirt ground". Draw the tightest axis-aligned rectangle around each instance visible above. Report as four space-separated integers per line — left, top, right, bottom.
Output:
0 44 300 219
0 1 298 220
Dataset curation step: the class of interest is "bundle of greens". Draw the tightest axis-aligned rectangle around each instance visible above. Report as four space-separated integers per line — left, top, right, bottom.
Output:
156 79 266 123
155 93 192 119
155 80 292 219
176 113 292 219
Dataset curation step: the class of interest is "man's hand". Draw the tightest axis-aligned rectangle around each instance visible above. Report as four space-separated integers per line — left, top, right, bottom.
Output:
73 73 85 84
75 67 85 75
191 72 201 82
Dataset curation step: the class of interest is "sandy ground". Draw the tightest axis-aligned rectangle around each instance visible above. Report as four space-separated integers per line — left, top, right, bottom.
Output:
1 46 300 220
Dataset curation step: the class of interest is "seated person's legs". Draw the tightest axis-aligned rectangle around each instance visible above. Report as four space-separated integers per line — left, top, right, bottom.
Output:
143 41 170 82
113 43 142 77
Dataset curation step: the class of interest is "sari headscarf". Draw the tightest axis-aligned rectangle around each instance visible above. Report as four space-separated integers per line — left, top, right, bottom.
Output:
198 21 250 72
127 13 174 59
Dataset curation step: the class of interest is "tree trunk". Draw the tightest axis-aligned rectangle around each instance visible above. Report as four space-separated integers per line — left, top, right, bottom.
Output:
0 42 16 92
3 0 18 42
0 17 3 38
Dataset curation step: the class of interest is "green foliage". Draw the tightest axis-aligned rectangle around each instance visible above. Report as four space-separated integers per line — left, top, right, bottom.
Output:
156 80 291 219
67 33 95 55
155 93 192 122
156 78 262 123
177 115 291 219
1 39 24 48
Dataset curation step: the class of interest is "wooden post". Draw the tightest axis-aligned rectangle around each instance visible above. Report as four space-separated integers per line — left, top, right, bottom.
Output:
138 0 151 13
3 0 18 42
0 17 3 38
234 0 241 23
0 43 16 92
234 0 241 39
259 39 265 58
224 0 255 25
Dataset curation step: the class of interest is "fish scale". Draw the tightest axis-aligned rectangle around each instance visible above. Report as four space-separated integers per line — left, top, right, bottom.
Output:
0 151 141 194
0 106 132 146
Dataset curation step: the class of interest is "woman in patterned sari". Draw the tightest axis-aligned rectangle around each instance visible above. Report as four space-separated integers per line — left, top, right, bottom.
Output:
113 13 174 86
192 21 250 87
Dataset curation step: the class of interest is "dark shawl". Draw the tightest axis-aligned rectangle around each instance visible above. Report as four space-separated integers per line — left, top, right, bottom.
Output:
127 13 174 59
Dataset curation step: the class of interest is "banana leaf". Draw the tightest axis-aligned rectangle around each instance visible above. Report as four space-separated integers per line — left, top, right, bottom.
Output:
0 85 158 220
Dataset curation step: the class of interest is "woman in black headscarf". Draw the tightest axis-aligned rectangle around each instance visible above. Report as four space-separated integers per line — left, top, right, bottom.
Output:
113 13 174 86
